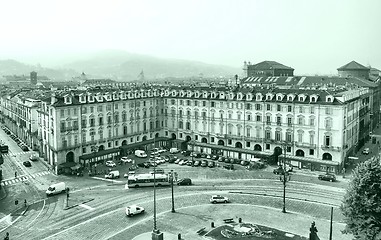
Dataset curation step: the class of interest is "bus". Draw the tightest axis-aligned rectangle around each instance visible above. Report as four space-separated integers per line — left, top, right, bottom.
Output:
127 173 170 188
0 145 8 154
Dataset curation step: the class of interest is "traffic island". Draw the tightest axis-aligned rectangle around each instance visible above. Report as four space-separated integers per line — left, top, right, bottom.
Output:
206 223 307 240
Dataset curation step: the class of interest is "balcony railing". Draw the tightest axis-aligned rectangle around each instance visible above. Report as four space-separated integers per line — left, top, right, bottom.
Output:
321 145 341 151
295 142 316 148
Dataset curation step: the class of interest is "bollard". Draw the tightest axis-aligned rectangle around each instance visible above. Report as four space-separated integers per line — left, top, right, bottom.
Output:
238 217 242 223
211 222 215 228
178 233 181 240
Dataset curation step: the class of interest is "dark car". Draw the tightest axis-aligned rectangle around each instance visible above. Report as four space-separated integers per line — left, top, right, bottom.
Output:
208 161 215 168
168 156 177 163
211 155 219 160
224 158 231 163
193 160 201 167
229 158 237 164
23 161 32 167
200 153 207 158
182 150 191 156
187 160 194 166
177 178 192 186
21 145 29 151
201 160 208 167
240 160 249 166
318 173 336 182
223 164 234 170
218 156 225 162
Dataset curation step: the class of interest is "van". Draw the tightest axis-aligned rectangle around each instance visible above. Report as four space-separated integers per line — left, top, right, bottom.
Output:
170 148 180 154
46 182 67 196
105 170 120 179
135 150 147 158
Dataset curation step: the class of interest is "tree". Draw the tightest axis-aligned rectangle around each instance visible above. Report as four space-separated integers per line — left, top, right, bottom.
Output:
341 157 381 239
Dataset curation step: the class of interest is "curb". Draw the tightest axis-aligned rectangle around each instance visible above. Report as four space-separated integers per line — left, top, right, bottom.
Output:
0 186 8 201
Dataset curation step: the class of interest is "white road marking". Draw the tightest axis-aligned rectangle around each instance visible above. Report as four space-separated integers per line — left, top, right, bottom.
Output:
91 177 123 183
78 204 95 211
25 199 46 228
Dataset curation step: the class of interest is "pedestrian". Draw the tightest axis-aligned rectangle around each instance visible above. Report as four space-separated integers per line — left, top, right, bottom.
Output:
15 171 17 178
4 232 9 240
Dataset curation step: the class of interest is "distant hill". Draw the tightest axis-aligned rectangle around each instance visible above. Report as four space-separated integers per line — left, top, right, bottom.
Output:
0 59 78 81
63 50 240 80
0 50 240 82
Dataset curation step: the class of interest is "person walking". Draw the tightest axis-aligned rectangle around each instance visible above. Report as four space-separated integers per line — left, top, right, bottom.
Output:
4 232 9 240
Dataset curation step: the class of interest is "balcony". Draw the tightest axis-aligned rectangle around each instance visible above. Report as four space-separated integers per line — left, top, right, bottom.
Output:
244 136 262 142
295 142 316 148
228 134 244 140
321 145 341 151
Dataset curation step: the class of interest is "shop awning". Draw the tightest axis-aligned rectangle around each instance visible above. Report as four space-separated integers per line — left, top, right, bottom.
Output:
79 148 120 160
119 137 171 150
279 154 341 166
192 142 273 157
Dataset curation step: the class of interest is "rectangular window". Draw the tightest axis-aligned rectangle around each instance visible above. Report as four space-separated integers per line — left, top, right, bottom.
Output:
256 115 261 122
60 109 65 117
310 107 315 114
246 142 250 147
255 104 261 110
287 117 292 126
82 147 86 154
299 106 304 113
310 118 315 126
211 137 215 142
202 101 206 107
277 105 281 111
265 144 270 150
288 106 292 112
211 102 215 107
246 103 251 110
228 139 232 145
275 132 281 141
309 149 314 155
325 136 330 146
267 104 271 111
277 117 281 125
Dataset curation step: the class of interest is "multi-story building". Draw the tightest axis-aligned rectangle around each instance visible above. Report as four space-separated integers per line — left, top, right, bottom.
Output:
30 84 366 174
0 91 41 150
243 61 294 78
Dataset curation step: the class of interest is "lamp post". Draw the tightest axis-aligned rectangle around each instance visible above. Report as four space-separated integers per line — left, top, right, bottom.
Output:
280 144 291 213
152 136 163 240
171 170 175 213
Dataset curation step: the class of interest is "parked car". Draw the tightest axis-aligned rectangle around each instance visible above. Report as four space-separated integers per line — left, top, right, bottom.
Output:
218 156 225 162
240 160 249 166
105 161 116 167
177 178 192 186
23 161 32 167
210 195 229 204
223 164 234 170
206 154 211 159
318 173 336 182
193 160 201 167
208 161 215 168
362 148 370 155
120 157 132 163
200 153 207 158
187 160 194 166
21 145 29 151
224 158 231 163
182 150 191 156
29 155 39 161
211 155 219 160
178 159 187 165
201 160 208 167
174 159 181 164
229 158 236 164
125 205 145 217
168 156 177 163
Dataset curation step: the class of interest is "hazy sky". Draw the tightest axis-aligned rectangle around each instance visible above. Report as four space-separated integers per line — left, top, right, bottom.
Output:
0 0 380 75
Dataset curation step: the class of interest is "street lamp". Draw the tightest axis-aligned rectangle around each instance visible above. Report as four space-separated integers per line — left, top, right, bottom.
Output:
170 170 175 213
280 145 291 213
152 136 163 240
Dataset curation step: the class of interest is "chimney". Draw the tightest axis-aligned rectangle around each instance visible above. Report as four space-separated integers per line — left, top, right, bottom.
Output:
51 92 57 105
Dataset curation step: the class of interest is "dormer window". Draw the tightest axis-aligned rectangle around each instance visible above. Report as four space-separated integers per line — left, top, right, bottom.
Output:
64 96 72 104
128 92 134 99
298 95 305 102
171 90 177 97
246 93 253 101
79 95 86 103
164 90 170 96
326 96 333 102
120 92 126 100
180 91 185 97
187 91 192 97
88 95 94 103
113 93 119 100
310 95 318 102
106 94 112 101
229 93 234 100
237 93 243 100
97 94 103 102
219 92 225 99
194 91 200 98
266 93 273 100
276 94 284 101
256 94 262 101
211 92 216 98
202 91 208 98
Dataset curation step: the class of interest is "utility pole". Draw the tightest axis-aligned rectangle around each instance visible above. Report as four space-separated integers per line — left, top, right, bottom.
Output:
171 170 175 213
280 144 291 213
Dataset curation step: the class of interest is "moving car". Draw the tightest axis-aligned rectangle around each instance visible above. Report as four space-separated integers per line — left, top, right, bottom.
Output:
318 173 336 182
23 161 32 167
125 205 145 217
177 178 192 185
46 182 67 196
105 160 116 167
362 148 370 155
135 150 148 158
21 145 29 151
210 195 229 204
120 157 132 163
105 170 120 179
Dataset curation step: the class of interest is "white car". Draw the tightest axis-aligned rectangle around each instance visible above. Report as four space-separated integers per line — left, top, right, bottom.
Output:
120 157 132 163
105 161 116 167
210 195 229 204
362 148 370 155
125 205 145 217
